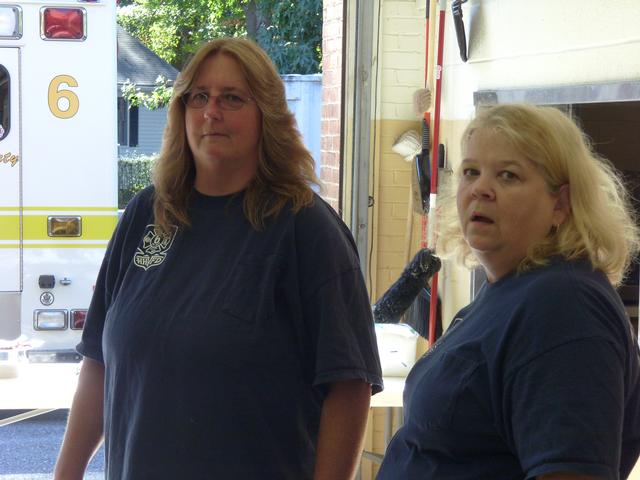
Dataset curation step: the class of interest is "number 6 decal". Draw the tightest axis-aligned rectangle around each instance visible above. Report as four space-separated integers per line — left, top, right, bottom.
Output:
48 75 79 119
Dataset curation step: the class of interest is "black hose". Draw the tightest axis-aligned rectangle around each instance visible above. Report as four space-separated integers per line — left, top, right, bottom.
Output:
373 248 441 325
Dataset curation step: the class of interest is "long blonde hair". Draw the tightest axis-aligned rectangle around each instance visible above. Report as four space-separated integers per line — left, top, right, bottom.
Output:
152 37 320 231
437 103 640 285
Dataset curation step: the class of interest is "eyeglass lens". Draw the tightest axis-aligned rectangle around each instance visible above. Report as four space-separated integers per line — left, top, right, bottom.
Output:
185 92 247 111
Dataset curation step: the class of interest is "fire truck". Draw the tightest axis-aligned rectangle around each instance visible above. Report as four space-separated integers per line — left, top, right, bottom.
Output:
0 0 118 371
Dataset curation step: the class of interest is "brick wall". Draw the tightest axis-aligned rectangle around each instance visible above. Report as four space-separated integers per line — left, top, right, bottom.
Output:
320 0 343 212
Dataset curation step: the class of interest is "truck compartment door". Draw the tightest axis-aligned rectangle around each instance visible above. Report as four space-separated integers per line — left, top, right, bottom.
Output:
0 48 21 340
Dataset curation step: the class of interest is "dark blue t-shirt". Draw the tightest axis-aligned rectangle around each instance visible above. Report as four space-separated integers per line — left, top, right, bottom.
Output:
377 258 640 480
78 187 383 480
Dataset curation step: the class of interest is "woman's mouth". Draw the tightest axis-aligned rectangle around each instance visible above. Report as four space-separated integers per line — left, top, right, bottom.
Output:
471 213 493 223
202 132 228 140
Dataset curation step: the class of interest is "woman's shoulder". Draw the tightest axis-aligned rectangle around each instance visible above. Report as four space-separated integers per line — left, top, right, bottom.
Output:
128 185 155 210
119 185 155 221
509 258 628 345
483 258 631 378
294 193 349 230
289 193 361 264
111 185 156 245
523 258 613 300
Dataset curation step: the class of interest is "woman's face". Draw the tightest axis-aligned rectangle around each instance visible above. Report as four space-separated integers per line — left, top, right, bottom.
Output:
456 129 568 282
185 53 262 196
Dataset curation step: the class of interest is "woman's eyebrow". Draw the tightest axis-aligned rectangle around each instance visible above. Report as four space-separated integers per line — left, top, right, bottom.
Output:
190 85 248 95
495 159 523 168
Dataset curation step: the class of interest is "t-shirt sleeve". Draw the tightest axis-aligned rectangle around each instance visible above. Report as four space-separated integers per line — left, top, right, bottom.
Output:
506 337 624 480
304 267 383 393
296 198 383 394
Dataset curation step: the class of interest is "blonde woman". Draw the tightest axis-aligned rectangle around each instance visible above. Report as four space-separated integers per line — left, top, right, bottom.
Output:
55 38 382 480
378 104 640 480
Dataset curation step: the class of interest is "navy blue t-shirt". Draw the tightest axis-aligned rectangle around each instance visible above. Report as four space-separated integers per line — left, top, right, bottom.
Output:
78 186 383 480
377 258 640 480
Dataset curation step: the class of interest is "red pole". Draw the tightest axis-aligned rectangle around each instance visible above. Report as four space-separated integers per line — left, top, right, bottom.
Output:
428 0 446 346
420 1 431 248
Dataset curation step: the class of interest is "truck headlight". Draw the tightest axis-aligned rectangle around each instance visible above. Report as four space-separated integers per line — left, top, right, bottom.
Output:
34 310 68 330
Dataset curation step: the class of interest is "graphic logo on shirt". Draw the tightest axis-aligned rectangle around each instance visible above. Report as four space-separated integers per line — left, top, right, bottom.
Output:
133 224 178 271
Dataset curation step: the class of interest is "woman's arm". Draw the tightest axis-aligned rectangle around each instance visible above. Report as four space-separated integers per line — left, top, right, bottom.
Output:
54 357 105 480
313 379 372 480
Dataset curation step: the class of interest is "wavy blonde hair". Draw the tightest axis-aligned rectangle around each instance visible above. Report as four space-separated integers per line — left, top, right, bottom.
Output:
152 37 319 231
437 103 640 285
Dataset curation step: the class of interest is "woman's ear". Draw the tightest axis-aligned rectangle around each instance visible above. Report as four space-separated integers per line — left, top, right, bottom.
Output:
553 184 571 226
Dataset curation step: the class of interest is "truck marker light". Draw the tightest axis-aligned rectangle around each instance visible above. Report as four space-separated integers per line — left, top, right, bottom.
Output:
41 7 86 41
48 216 81 237
34 310 67 330
70 310 87 330
38 275 56 289
0 6 22 39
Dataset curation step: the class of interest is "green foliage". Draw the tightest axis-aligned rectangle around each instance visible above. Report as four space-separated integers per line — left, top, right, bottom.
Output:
117 0 241 70
118 154 156 208
116 0 322 74
121 75 173 110
256 0 322 75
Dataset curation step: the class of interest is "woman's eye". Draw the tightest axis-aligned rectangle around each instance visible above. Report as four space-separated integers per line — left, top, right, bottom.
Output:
223 93 243 103
499 171 518 181
462 168 479 177
193 92 209 104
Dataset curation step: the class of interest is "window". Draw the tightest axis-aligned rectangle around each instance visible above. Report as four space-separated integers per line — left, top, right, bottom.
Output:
0 65 9 140
117 97 138 147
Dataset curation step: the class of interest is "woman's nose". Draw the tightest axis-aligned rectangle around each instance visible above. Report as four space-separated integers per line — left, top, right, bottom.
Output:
203 97 223 120
471 175 495 199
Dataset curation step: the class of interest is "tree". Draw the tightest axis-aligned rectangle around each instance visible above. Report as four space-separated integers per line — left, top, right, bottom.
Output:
255 0 322 75
117 0 230 70
116 0 322 74
121 75 173 110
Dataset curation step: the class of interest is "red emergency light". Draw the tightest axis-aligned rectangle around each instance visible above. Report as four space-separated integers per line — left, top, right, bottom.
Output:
41 8 86 40
70 309 88 330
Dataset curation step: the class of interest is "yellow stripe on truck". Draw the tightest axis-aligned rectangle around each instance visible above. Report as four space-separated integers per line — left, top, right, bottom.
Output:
0 214 118 241
0 243 109 249
0 216 19 239
0 206 117 212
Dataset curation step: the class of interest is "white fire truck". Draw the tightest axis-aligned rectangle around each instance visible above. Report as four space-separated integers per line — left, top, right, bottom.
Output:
0 0 118 368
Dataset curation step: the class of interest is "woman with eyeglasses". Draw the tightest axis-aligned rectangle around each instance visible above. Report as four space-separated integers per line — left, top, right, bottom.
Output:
55 37 382 480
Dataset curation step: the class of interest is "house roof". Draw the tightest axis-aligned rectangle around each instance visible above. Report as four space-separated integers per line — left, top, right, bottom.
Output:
117 25 179 87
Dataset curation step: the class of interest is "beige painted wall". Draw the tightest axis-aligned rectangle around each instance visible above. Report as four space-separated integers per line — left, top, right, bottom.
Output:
444 0 640 121
371 1 431 301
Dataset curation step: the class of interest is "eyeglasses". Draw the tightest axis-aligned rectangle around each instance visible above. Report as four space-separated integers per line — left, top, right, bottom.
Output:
181 91 253 111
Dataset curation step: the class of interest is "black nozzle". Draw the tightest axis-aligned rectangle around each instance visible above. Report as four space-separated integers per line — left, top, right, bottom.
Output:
452 0 468 62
